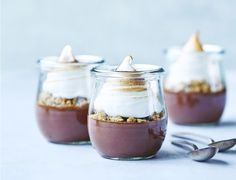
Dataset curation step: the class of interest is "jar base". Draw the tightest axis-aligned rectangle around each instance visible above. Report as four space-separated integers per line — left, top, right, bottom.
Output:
101 154 156 161
49 140 91 145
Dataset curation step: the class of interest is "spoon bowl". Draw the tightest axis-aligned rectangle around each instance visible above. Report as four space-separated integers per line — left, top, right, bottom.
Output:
209 139 236 152
171 140 218 162
188 146 218 162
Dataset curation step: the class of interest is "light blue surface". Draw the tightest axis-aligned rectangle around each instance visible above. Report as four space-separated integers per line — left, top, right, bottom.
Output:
1 69 236 180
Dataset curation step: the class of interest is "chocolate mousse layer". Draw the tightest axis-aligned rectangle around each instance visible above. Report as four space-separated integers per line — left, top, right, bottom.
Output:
88 112 167 159
164 89 226 124
36 92 89 143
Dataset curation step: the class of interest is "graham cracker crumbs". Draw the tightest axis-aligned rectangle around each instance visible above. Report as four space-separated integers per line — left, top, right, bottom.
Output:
38 92 88 108
127 117 147 123
109 116 124 122
137 118 147 123
89 111 107 121
166 80 225 93
90 111 163 123
151 112 163 120
127 117 137 123
186 80 211 93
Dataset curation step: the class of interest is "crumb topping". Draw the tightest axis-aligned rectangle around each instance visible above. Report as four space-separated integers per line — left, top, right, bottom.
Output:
165 80 225 93
38 92 89 108
89 111 164 123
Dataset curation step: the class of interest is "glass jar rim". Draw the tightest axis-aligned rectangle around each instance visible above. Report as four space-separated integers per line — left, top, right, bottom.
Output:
164 44 225 55
91 64 165 78
38 55 105 69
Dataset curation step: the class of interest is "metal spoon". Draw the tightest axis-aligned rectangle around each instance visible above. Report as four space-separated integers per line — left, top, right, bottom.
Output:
171 140 218 162
172 132 236 152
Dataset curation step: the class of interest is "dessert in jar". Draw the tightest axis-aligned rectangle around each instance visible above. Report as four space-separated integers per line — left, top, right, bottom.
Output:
36 45 104 144
88 56 168 160
164 33 226 124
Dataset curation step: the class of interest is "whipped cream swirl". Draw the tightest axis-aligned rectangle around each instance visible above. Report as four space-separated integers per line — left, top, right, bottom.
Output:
42 45 88 99
94 56 162 118
165 32 210 90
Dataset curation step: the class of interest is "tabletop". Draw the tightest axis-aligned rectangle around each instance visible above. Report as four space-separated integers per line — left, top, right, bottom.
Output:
1 69 236 180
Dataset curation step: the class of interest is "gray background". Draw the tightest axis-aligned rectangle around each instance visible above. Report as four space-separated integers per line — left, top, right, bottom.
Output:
2 0 236 70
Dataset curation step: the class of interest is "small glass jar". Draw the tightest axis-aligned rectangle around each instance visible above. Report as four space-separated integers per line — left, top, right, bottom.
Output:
88 63 168 160
36 55 104 144
164 45 226 124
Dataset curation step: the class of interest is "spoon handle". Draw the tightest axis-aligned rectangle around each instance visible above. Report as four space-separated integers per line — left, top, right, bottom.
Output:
172 132 215 144
171 140 198 151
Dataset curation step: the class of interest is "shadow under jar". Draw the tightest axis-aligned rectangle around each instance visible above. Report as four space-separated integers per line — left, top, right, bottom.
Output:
164 45 226 125
88 63 168 160
36 55 104 144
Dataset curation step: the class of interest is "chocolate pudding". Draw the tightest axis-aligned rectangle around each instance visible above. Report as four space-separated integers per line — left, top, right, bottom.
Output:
36 92 89 143
164 81 226 124
88 112 167 159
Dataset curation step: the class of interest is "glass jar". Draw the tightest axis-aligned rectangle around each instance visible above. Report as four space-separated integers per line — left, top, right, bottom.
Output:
36 55 104 144
164 45 226 124
88 64 168 160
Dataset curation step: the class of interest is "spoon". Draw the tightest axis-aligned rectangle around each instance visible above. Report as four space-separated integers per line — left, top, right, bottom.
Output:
172 132 236 152
171 140 218 162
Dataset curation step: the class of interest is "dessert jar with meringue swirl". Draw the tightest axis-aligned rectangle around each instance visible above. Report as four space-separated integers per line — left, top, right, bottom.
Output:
36 46 104 144
164 33 226 124
88 56 168 160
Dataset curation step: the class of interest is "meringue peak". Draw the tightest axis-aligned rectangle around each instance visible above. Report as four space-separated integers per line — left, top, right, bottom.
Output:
116 55 136 71
58 45 77 63
183 32 204 52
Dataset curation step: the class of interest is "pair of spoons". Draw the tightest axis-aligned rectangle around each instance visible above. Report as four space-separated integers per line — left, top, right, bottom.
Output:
171 132 236 162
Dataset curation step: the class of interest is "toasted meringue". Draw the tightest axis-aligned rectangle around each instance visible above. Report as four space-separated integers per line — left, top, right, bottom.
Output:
183 32 203 52
116 55 136 71
58 45 77 63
